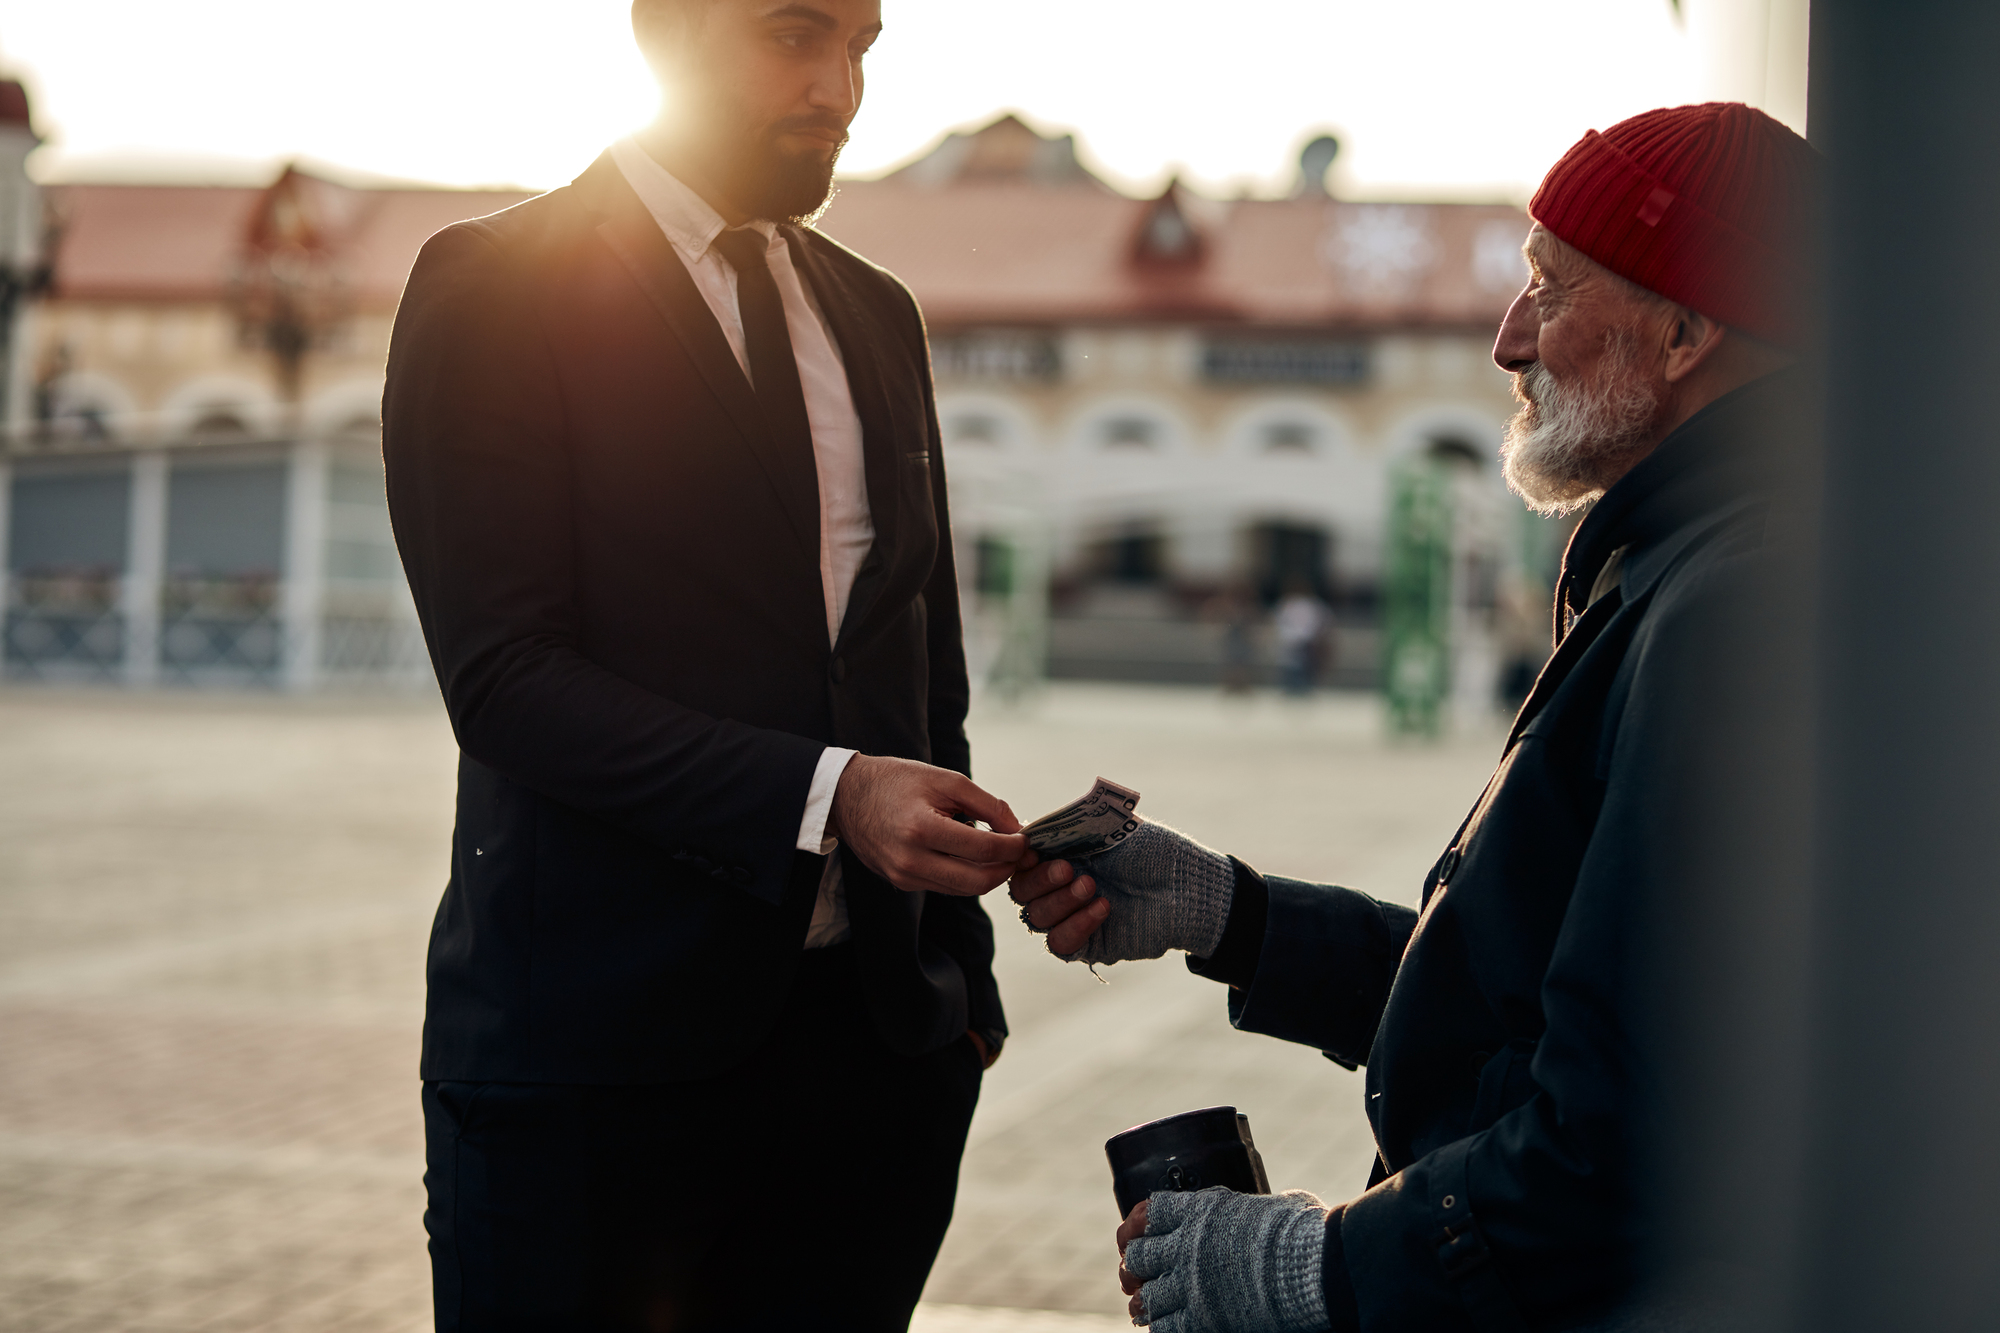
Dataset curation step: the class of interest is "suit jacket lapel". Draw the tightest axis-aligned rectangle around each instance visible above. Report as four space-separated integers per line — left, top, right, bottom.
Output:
580 155 820 567
785 228 904 648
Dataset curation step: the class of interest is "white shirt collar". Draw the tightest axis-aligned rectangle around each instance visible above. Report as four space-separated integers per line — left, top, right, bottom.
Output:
610 138 776 262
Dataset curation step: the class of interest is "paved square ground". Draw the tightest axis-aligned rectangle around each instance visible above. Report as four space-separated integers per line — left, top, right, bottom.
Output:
0 684 1500 1330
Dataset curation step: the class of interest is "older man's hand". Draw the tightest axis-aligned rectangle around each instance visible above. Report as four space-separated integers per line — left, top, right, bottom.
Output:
1010 820 1236 965
830 755 1026 896
1117 1187 1333 1331
1009 853 1111 957
1117 1198 1152 1321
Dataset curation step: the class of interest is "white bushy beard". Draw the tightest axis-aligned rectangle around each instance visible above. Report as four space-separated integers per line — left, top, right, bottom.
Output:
1501 326 1668 516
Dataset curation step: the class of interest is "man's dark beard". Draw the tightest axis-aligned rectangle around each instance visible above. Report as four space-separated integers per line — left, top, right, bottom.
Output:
736 115 847 224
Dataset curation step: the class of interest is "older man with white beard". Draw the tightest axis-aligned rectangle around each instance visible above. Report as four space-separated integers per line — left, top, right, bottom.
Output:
1009 103 1821 1332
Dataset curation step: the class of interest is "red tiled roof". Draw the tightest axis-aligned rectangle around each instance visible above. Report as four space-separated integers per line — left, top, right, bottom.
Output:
44 118 1530 330
814 180 1528 329
337 188 539 304
50 183 257 302
47 178 533 306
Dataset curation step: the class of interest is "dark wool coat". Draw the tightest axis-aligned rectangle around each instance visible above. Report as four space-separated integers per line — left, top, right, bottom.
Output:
1193 372 1799 1330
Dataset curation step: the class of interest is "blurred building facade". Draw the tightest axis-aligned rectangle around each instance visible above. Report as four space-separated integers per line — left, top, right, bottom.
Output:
5 104 530 688
5 110 1559 696
819 116 1560 694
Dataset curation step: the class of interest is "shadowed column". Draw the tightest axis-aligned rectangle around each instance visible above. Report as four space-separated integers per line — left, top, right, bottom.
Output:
1800 3 2000 1328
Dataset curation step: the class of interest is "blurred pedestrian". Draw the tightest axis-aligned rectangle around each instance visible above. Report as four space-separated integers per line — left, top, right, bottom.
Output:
1011 103 1820 1332
383 2 1025 1328
1209 580 1260 695
1273 581 1327 696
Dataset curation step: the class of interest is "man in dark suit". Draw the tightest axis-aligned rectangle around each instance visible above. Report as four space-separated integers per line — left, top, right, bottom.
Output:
382 2 1026 1328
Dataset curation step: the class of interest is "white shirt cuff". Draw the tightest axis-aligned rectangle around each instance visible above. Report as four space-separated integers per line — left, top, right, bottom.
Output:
798 747 859 854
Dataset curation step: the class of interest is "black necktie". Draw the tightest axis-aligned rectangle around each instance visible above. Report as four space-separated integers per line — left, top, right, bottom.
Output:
711 227 816 461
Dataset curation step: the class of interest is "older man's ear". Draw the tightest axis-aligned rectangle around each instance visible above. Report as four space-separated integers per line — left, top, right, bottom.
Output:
1660 306 1728 384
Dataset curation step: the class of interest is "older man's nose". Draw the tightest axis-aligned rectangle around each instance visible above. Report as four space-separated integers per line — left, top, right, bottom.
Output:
1493 288 1539 372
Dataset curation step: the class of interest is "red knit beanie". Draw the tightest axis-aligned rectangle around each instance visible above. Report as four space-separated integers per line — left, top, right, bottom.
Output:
1529 103 1822 348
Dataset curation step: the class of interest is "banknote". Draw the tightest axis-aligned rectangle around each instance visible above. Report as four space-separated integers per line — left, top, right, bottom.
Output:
1022 777 1143 860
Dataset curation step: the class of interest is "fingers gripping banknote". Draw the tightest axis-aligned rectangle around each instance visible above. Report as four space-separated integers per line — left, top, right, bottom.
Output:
1021 778 1142 861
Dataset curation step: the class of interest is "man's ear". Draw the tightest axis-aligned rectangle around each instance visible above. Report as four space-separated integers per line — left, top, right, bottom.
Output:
1662 305 1729 384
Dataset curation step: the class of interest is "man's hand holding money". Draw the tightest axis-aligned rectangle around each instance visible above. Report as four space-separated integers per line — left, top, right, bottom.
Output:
1011 809 1237 965
832 756 1027 897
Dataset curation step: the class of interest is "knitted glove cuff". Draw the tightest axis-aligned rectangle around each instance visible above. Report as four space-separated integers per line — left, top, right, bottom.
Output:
1267 1193 1332 1331
1168 829 1236 959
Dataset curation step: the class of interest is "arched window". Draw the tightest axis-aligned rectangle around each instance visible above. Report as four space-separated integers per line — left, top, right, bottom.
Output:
1261 420 1318 453
189 409 253 439
1223 401 1351 461
1068 398 1185 458
162 376 277 439
1428 436 1484 469
1101 416 1158 448
1090 522 1167 584
938 395 1036 456
1249 520 1335 605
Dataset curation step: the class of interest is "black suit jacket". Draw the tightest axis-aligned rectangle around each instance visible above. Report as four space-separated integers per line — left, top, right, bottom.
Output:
383 152 1002 1084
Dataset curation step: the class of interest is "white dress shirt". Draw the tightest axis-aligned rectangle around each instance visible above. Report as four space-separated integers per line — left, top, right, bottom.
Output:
612 139 869 947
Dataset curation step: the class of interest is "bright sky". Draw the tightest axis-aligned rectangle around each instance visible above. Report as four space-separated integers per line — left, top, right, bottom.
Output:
0 0 1805 200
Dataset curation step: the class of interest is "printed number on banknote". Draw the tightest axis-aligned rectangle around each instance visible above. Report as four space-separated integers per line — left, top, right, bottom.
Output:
1021 777 1143 860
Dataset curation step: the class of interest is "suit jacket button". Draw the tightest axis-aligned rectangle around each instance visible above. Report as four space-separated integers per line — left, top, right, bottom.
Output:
829 655 847 684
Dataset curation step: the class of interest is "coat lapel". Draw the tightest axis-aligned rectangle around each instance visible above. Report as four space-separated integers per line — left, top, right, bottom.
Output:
580 155 820 567
785 228 905 648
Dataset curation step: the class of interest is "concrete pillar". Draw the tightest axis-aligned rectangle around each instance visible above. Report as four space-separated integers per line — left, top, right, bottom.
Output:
0 118 42 434
5 306 37 434
1796 2 2000 1328
121 451 167 687
281 438 328 692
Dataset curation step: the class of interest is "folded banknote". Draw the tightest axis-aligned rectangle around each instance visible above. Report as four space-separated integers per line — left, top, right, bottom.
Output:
1021 777 1143 860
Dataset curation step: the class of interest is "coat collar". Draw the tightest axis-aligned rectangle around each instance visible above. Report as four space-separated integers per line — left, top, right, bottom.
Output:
576 151 822 568
605 137 778 264
1554 369 1801 644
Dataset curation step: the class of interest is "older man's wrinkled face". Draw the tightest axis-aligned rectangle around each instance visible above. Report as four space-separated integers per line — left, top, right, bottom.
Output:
1492 226 1676 515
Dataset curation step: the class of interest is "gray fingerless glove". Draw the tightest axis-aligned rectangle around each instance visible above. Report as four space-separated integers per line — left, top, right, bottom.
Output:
1043 819 1234 965
1124 1187 1329 1333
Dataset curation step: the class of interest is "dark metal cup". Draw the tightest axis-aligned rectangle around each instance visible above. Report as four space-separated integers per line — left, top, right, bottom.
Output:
1105 1105 1272 1217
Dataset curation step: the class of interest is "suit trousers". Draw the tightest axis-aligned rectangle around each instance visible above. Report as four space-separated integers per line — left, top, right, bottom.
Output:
422 942 984 1332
